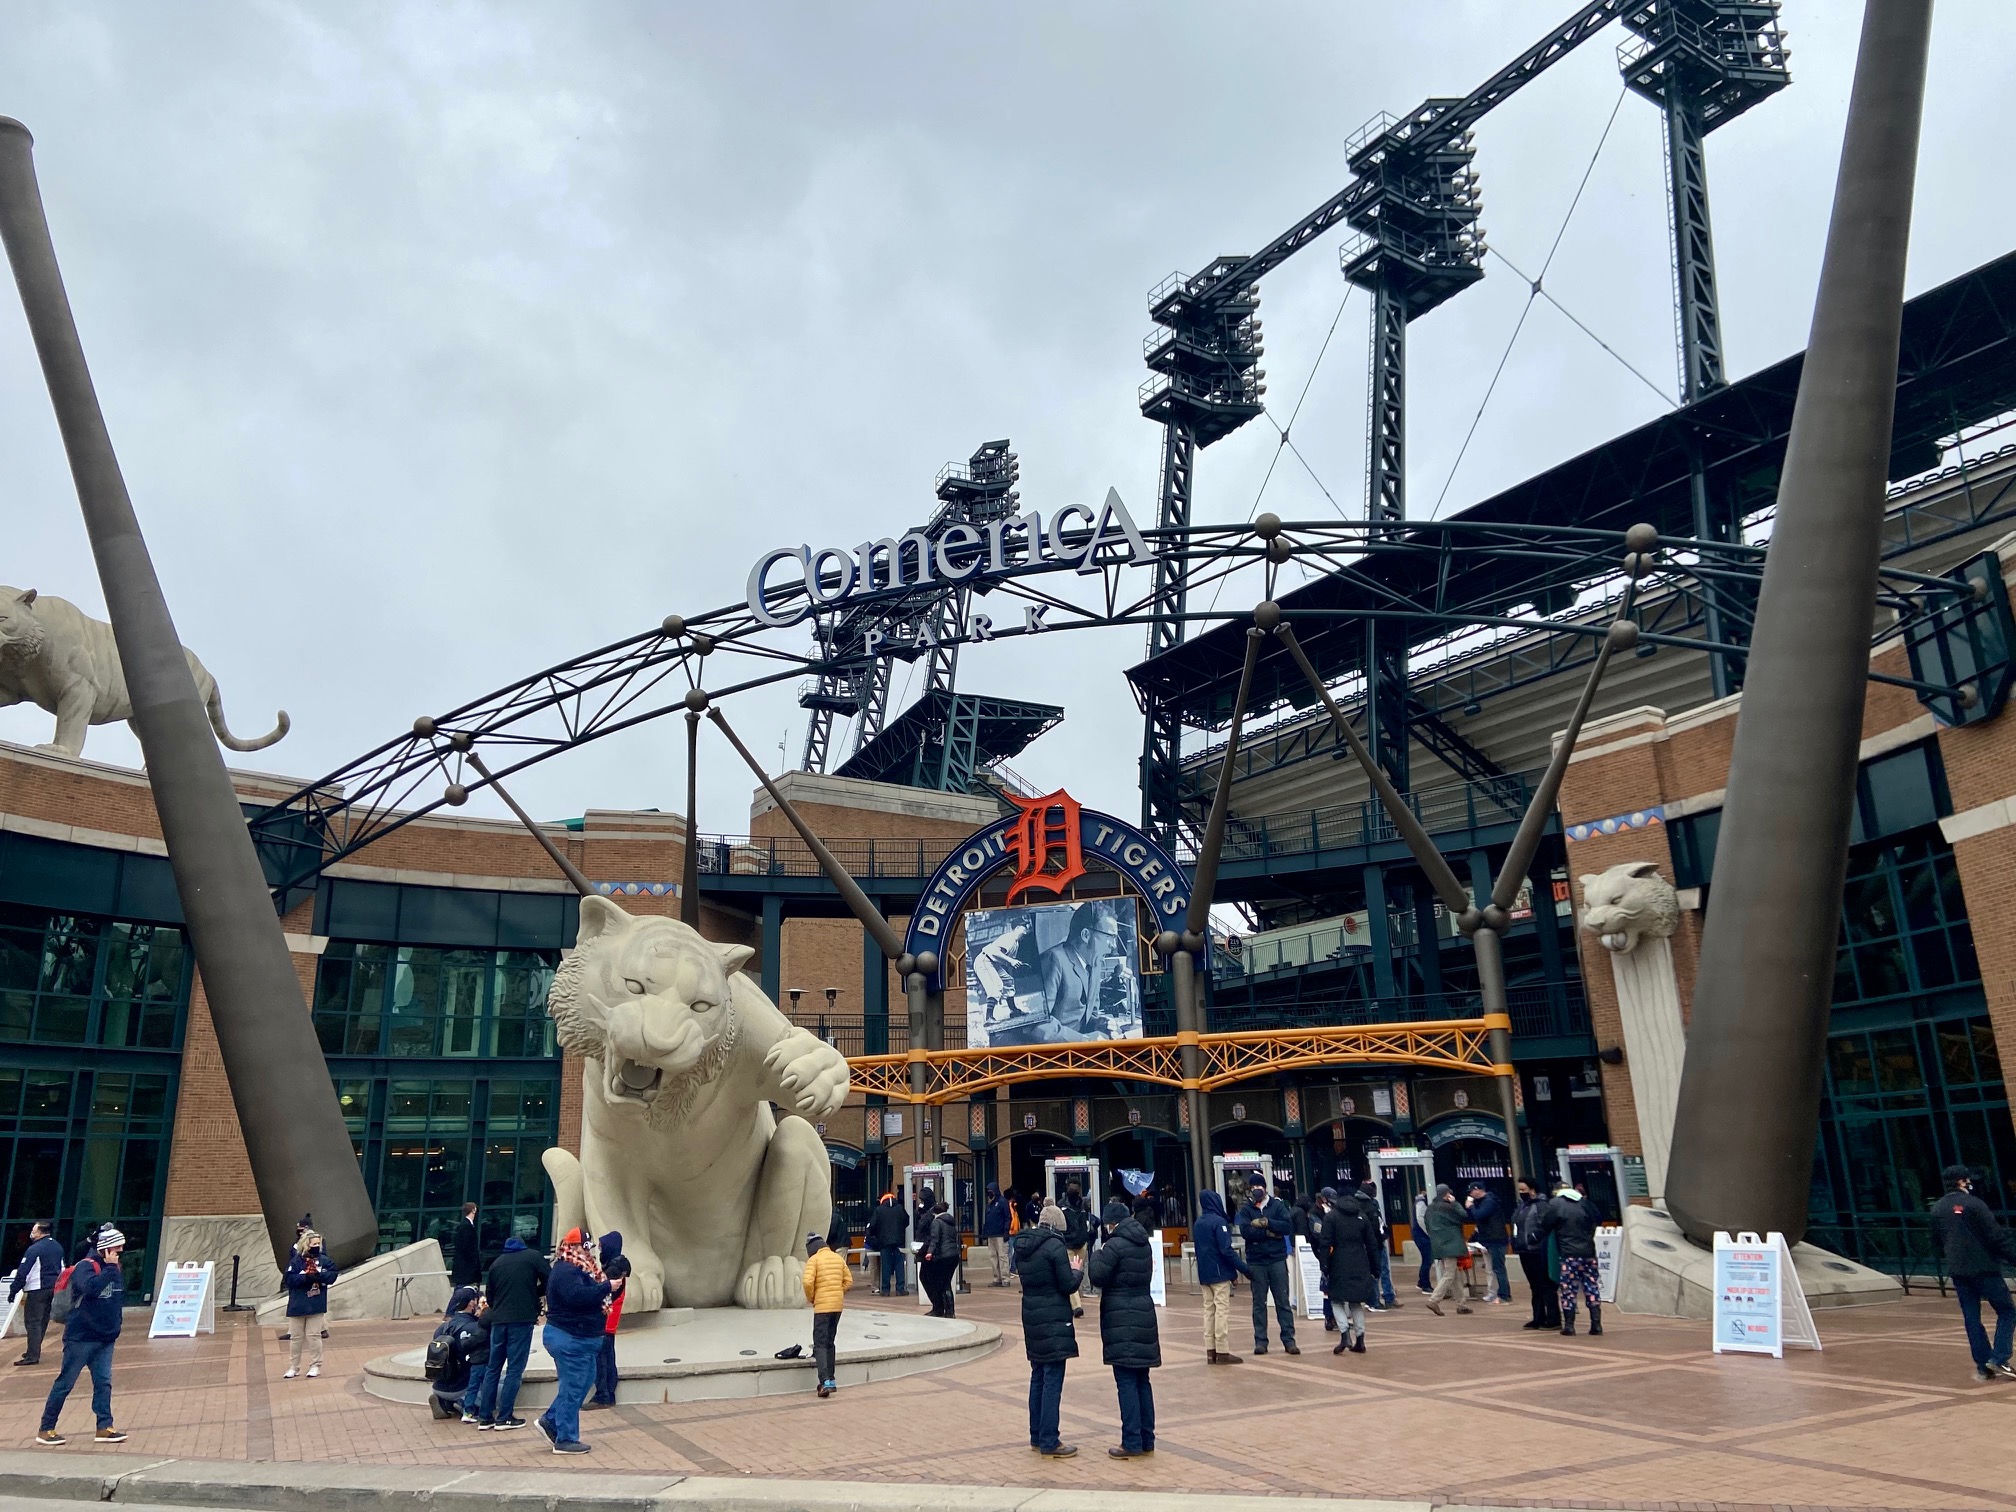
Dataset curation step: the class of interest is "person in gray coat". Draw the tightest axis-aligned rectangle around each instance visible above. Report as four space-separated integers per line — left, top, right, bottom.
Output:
1421 1184 1473 1317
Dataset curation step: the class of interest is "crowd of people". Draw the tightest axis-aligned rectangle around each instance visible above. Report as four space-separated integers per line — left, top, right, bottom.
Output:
15 1160 2016 1456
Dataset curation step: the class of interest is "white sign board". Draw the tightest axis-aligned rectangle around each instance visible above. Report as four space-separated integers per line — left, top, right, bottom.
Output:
1294 1236 1326 1321
1595 1226 1622 1303
148 1261 215 1338
1712 1231 1819 1359
1149 1230 1167 1309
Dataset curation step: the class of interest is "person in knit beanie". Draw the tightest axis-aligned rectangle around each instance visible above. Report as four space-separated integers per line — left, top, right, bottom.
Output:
1014 1199 1081 1456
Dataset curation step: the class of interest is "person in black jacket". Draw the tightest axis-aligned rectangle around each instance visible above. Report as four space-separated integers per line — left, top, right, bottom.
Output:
1013 1204 1081 1457
1510 1179 1559 1331
1536 1182 1601 1336
474 1234 548 1430
450 1203 482 1290
1089 1199 1161 1458
1236 1177 1299 1355
9 1221 65 1367
1315 1187 1383 1355
1466 1184 1511 1304
428 1286 490 1421
867 1193 909 1297
921 1201 960 1318
1929 1164 2016 1381
1062 1187 1093 1310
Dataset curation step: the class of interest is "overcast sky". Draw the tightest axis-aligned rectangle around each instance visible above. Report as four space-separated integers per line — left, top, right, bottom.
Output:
2 3 2011 845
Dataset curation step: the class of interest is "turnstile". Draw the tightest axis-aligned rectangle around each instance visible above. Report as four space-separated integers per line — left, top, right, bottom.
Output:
902 1160 954 1299
1557 1144 1627 1224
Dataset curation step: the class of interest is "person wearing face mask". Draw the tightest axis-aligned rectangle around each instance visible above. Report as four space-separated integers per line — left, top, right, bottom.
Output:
1930 1164 2016 1382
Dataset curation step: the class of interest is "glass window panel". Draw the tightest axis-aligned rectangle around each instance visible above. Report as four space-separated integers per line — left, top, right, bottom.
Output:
1829 1035 1877 1098
1853 943 1909 1000
1838 1117 1892 1212
1913 931 1957 989
33 996 89 1045
380 1145 424 1208
430 1083 472 1124
0 1068 17 1118
39 918 99 996
1873 1029 1924 1094
1971 1021 2002 1084
101 923 142 1001
1843 872 1895 943
422 1145 466 1208
1890 1113 1944 1211
1938 1021 1976 1086
9 1138 64 1221
139 1002 175 1050
130 1077 167 1123
1899 860 1939 933
22 1073 68 1123
97 998 135 1049
91 1075 131 1122
0 991 31 1040
1952 933 1981 987
0 929 41 993
144 929 185 1001
76 1135 121 1219
1863 746 1939 839
118 1140 160 1215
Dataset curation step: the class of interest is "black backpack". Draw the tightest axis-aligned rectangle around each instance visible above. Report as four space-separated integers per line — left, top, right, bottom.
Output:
422 1326 462 1381
1064 1206 1090 1247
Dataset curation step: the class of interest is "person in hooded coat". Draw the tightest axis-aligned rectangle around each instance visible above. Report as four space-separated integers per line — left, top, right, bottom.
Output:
1314 1186 1383 1355
1011 1203 1081 1458
1088 1199 1161 1458
1191 1189 1252 1364
1536 1181 1602 1336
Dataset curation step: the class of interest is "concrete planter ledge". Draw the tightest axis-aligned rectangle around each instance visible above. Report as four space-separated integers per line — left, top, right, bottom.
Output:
0 1454 1464 1512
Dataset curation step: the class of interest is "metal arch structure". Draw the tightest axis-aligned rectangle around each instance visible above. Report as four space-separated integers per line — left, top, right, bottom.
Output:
843 1017 1507 1106
242 508 1999 907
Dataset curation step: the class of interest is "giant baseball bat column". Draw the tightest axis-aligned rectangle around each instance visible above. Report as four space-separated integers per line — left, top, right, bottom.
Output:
1664 0 1934 1247
0 119 377 1268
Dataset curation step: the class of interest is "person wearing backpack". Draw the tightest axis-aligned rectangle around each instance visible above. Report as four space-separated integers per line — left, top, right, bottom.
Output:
8 1221 64 1367
34 1225 127 1447
425 1287 490 1421
281 1229 339 1379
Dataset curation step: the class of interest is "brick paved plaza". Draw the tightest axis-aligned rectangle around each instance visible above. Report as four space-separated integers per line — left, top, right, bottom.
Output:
4 1285 2013 1511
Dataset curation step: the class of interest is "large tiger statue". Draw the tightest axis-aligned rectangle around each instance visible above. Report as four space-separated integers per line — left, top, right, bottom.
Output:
0 587 289 759
540 896 852 1311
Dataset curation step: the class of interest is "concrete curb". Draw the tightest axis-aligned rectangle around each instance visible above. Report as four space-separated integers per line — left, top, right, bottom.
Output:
0 1454 1450 1512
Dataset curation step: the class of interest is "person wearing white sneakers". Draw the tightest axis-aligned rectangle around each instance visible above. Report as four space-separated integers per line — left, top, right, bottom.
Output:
33 1225 127 1447
280 1229 339 1379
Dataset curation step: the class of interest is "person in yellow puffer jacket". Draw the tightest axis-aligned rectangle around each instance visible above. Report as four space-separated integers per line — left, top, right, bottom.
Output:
801 1231 853 1397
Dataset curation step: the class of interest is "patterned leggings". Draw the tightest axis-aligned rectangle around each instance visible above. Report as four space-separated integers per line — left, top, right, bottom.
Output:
1558 1256 1601 1317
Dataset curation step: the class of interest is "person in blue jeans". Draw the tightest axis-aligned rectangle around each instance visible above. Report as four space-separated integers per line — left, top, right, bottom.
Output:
1236 1178 1299 1355
537 1229 614 1454
1929 1164 2016 1382
34 1226 128 1447
1012 1204 1081 1457
474 1234 546 1430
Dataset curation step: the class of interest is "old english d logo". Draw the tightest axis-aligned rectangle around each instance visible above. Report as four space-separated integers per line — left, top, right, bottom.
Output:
1003 790 1088 904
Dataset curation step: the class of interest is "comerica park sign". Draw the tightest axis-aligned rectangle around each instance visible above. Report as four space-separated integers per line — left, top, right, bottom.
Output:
745 488 1149 629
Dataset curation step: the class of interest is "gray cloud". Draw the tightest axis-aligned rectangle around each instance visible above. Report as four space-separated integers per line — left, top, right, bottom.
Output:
2 3 2010 843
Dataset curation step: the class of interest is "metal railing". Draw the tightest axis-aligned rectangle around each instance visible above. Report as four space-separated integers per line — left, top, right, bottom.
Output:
1181 773 1534 867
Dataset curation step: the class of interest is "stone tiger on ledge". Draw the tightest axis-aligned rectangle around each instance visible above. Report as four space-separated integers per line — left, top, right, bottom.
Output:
0 586 289 759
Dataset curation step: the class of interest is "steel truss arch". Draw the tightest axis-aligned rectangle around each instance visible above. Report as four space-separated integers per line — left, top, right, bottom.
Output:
245 512 1990 902
843 1017 1506 1104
